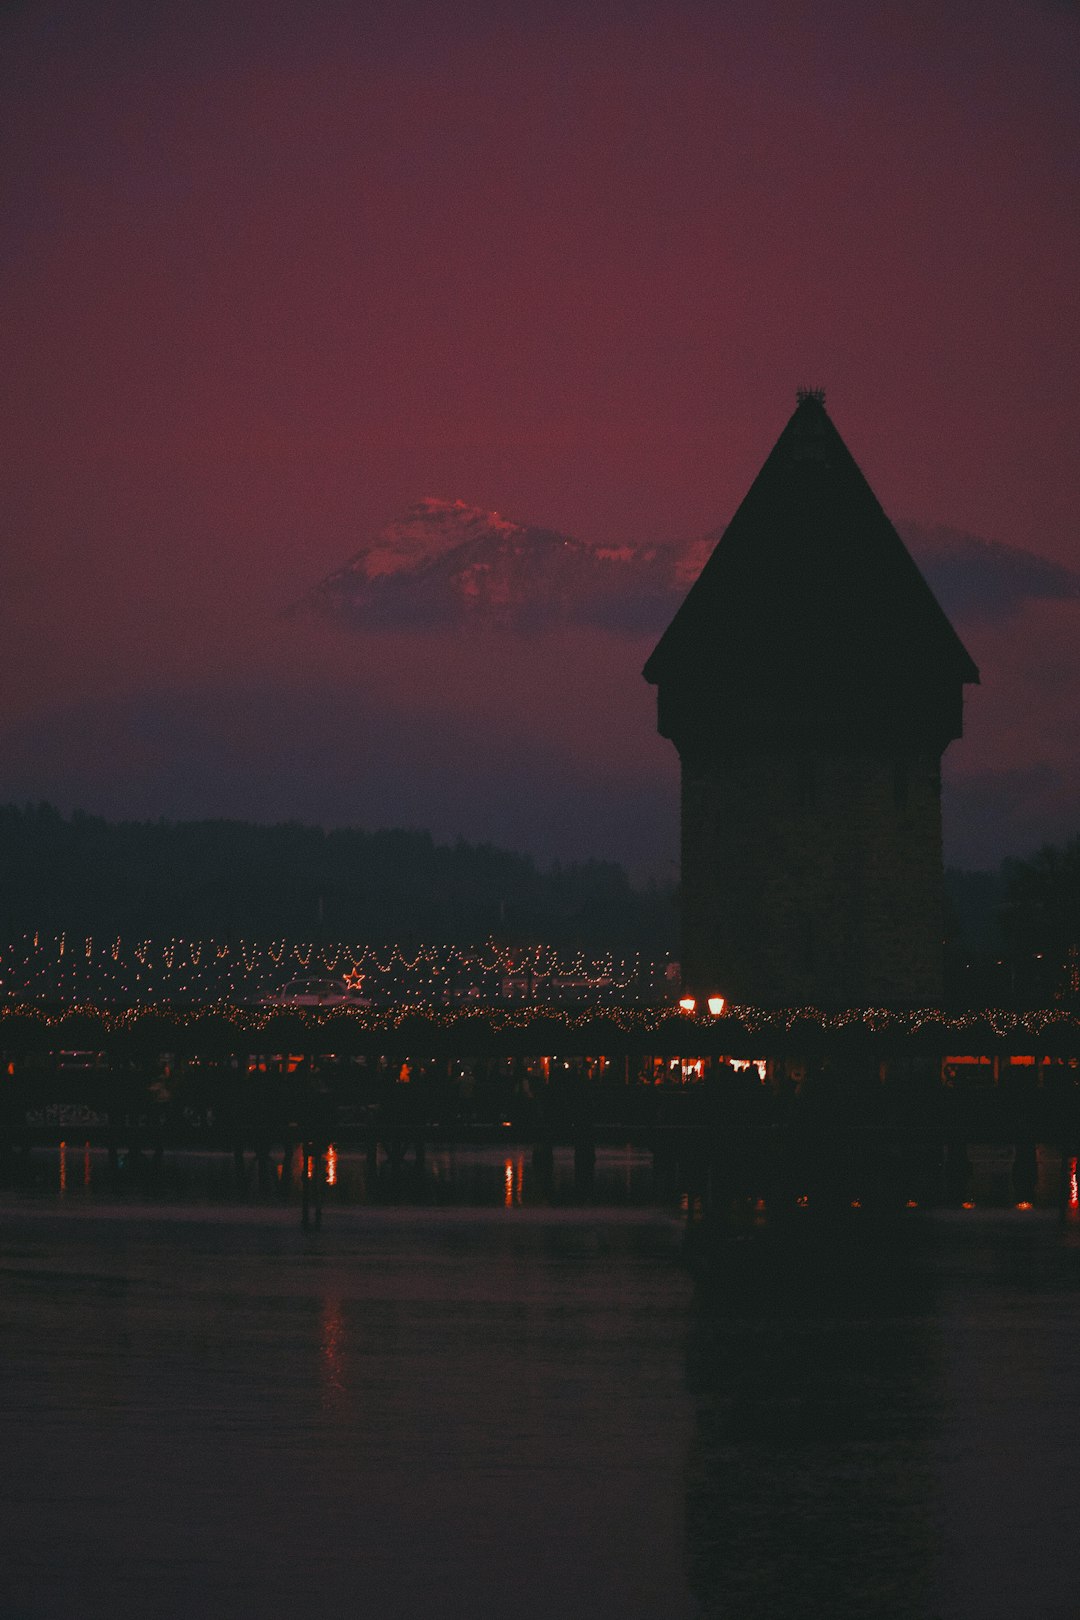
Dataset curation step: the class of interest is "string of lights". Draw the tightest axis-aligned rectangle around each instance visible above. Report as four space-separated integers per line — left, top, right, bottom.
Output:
0 932 664 1007
0 1000 1076 1043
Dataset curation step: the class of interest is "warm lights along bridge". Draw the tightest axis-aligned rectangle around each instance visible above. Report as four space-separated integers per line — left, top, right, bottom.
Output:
2 998 1079 1230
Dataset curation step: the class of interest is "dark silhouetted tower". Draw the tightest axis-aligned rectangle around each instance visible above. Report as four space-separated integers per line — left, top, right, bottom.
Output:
644 391 979 1006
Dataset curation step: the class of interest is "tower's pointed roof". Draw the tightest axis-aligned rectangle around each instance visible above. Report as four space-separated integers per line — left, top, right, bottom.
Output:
643 391 978 748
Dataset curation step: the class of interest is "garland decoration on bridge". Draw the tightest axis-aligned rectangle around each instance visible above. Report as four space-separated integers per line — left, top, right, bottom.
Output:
0 1000 1077 1051
0 933 659 1006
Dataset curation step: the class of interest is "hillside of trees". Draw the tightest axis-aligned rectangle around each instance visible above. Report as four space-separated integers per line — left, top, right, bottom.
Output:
0 804 676 948
945 841 1080 1004
0 805 1076 999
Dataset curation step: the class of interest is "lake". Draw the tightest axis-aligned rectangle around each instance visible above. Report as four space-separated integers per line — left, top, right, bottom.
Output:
2 1147 1079 1618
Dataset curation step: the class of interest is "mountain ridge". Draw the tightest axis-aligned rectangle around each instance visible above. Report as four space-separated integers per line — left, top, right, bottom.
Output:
289 498 1080 634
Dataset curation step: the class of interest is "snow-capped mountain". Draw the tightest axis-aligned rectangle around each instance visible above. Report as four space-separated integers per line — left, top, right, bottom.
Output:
290 497 1080 633
290 498 683 632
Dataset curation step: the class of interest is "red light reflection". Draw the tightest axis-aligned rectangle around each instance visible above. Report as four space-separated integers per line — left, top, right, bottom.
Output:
320 1297 346 1411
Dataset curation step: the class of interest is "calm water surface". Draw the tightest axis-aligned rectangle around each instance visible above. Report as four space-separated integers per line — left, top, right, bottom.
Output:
2 1148 1080 1619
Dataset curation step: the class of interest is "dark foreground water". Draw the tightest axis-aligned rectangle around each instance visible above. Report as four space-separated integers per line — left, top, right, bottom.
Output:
3 1149 1080 1619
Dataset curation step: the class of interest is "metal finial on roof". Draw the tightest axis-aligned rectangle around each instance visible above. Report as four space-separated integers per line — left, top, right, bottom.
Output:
796 386 826 406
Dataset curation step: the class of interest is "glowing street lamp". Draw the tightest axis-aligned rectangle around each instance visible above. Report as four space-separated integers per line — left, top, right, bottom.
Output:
707 995 726 1016
678 996 696 1013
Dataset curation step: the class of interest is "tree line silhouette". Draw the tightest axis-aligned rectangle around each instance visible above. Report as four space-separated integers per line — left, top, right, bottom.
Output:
0 803 675 948
945 838 1080 1004
0 804 1075 1001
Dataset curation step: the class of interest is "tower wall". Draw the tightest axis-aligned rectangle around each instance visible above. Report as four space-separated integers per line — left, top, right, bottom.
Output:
680 748 944 1006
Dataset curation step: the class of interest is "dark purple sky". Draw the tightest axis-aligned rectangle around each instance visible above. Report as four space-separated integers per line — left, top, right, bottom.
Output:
2 0 1078 874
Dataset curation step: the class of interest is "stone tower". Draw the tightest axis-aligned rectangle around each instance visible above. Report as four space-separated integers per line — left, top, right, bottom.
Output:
644 390 979 1007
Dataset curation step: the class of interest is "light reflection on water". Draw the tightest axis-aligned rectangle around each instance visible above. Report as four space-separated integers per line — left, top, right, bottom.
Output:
36 1141 667 1209
27 1140 1080 1217
2 1153 1080 1617
0 1192 695 1620
319 1294 346 1412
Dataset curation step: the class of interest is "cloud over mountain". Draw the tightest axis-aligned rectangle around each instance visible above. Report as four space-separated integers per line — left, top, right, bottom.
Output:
3 498 1076 880
0 636 678 878
901 523 1080 624
275 497 1080 873
291 499 1080 637
289 498 682 634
